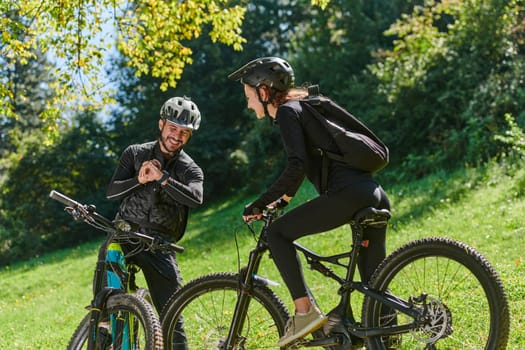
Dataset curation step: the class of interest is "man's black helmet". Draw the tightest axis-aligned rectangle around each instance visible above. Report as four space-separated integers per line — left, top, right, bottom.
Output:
160 96 201 130
228 57 294 92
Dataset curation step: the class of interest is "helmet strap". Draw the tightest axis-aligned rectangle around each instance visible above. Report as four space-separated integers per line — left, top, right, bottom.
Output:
256 86 274 120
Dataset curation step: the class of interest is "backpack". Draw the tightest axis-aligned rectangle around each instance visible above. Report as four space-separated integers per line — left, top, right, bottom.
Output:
299 85 389 174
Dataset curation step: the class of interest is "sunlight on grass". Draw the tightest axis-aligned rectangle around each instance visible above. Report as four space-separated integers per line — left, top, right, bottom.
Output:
1 162 524 348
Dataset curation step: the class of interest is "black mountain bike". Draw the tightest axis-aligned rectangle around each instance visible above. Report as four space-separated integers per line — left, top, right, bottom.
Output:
50 190 184 350
161 206 509 349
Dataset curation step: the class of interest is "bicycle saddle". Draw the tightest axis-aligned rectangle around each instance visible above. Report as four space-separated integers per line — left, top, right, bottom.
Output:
353 206 391 228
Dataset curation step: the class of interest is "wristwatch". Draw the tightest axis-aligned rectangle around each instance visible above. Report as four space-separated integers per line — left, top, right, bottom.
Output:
156 170 170 185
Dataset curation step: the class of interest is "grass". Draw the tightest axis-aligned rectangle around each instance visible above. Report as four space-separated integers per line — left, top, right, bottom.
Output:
1 161 524 348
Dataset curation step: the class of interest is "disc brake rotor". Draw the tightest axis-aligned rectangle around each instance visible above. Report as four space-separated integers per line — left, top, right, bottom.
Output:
412 298 453 344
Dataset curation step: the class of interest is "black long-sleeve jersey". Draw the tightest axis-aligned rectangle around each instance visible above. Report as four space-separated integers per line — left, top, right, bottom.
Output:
107 141 203 241
249 100 371 211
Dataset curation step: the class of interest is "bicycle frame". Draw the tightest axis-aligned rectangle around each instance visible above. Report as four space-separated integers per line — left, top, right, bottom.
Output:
50 190 183 350
294 240 424 340
87 233 137 349
224 207 428 348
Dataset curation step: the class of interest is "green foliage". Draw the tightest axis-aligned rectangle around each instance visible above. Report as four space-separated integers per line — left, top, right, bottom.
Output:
369 0 525 178
290 0 423 105
0 29 57 173
116 1 246 91
0 0 247 125
495 113 525 158
0 113 118 265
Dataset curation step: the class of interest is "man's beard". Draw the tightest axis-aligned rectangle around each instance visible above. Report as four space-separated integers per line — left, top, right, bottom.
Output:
159 134 182 156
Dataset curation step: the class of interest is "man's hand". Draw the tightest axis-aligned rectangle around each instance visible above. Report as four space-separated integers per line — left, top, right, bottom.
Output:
150 159 162 170
138 160 163 184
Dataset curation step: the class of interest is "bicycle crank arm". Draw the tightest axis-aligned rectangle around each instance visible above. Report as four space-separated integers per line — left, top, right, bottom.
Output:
350 322 415 338
299 335 343 347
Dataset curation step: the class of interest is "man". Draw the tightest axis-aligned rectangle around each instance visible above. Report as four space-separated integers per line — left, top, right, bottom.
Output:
106 96 204 349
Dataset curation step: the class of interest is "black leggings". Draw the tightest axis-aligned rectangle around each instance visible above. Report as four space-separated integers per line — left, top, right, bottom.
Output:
266 182 390 300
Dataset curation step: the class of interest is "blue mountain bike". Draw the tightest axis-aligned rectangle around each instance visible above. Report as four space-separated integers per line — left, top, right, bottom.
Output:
50 190 183 350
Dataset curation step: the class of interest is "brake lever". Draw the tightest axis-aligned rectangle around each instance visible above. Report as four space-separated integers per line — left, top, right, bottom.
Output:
65 205 88 221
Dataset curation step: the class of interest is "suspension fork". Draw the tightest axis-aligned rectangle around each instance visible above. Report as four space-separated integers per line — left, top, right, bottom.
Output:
224 215 276 349
224 244 266 349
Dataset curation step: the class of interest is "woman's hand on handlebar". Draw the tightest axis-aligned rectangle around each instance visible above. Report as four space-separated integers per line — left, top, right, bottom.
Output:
269 195 292 210
243 213 263 224
242 195 291 223
243 200 263 223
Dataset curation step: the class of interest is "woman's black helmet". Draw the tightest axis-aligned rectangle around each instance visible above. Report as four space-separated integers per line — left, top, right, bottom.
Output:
228 57 294 92
160 96 201 130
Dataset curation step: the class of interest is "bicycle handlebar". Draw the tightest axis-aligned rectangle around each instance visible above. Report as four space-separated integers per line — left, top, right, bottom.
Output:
50 189 83 208
49 190 184 253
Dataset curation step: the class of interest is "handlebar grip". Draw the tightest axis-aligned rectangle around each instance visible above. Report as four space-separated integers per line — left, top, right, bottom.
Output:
49 190 81 208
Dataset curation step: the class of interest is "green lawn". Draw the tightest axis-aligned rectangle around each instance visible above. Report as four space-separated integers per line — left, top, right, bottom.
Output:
1 163 524 349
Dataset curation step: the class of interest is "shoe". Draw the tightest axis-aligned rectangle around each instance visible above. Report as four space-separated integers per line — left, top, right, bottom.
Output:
278 306 328 347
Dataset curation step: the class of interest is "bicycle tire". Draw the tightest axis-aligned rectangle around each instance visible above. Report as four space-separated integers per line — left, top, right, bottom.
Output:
160 272 290 350
361 237 509 350
67 293 163 350
136 287 154 306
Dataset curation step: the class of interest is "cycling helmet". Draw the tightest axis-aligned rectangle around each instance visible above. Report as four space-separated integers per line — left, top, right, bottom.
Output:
160 96 201 130
228 57 294 92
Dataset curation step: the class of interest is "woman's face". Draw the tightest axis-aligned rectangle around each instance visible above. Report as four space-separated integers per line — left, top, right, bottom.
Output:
244 84 266 119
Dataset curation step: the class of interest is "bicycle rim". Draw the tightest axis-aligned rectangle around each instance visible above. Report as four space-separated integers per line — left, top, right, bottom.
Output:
67 293 163 350
362 237 509 350
161 272 289 350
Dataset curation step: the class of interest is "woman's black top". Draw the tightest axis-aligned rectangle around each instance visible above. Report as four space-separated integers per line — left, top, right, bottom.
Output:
248 100 373 212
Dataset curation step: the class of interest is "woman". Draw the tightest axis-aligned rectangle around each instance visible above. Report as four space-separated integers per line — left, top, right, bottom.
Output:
228 57 390 347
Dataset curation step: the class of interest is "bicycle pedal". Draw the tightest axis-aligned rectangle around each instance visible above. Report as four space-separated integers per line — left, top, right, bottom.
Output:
286 339 307 349
306 336 340 347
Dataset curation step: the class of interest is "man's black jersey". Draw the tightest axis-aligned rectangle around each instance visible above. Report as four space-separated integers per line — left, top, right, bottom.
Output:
107 141 203 241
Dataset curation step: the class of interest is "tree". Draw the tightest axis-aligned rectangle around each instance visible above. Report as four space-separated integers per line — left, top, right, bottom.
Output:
0 9 58 187
0 0 246 129
0 0 330 135
0 112 117 265
368 0 525 177
290 0 423 103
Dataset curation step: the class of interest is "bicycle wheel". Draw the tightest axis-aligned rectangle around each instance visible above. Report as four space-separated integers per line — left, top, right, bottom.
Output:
161 272 290 350
361 237 509 350
67 293 163 350
136 287 154 305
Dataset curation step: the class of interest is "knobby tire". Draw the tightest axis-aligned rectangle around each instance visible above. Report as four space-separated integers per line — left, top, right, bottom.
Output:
67 293 163 350
161 272 290 350
362 237 509 349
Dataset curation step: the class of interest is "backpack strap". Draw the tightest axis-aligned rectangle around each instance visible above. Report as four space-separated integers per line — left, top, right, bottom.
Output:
316 148 345 194
303 84 345 193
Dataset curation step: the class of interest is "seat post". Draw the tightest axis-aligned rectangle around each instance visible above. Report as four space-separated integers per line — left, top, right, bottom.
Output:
339 207 391 317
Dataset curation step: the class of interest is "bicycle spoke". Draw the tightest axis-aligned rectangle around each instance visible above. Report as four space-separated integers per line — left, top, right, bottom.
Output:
363 238 509 350
162 273 288 350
